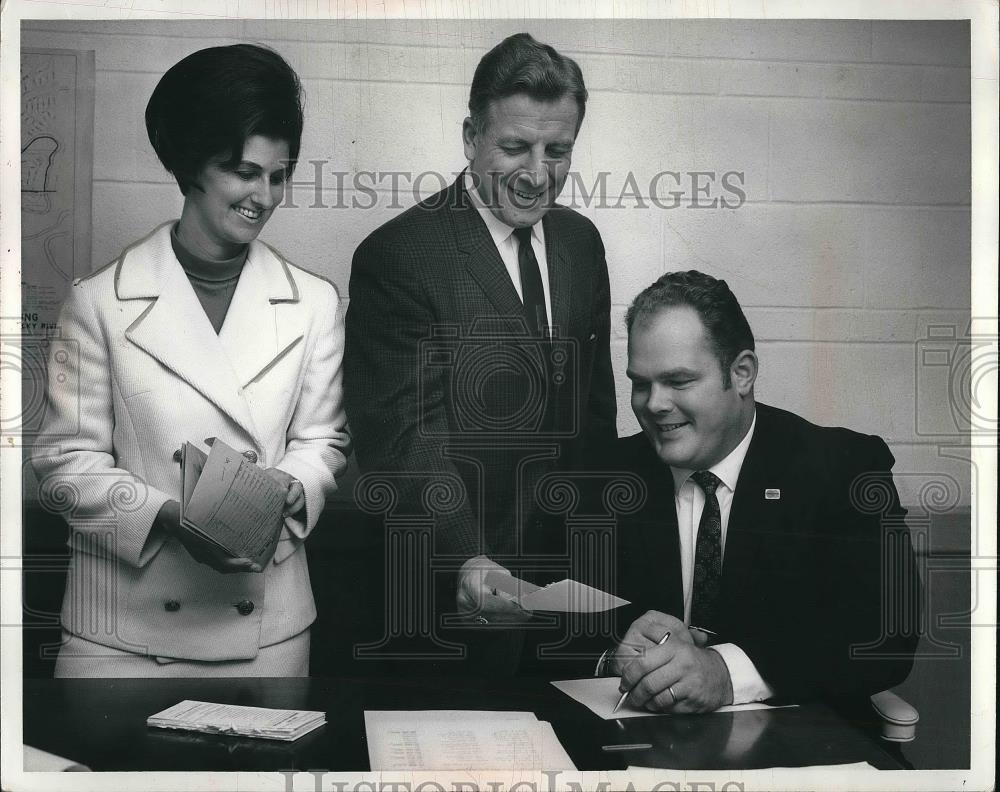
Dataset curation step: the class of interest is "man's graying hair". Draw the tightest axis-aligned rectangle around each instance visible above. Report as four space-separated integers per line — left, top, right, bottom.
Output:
468 33 588 135
626 271 756 388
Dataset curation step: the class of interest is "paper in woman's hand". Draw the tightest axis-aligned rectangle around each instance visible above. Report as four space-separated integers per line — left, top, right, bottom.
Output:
179 439 285 568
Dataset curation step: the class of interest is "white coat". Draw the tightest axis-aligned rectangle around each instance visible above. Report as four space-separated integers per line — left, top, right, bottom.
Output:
31 222 351 661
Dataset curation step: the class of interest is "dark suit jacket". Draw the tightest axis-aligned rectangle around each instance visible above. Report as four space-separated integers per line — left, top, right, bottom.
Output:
344 176 617 564
610 403 920 704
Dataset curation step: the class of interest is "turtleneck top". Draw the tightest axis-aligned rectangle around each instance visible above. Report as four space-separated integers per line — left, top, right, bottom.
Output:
170 224 247 334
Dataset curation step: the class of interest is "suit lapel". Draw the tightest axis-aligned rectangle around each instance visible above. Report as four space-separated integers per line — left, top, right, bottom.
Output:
723 407 788 583
449 177 528 320
217 242 304 393
626 439 684 614
542 210 573 338
117 224 303 442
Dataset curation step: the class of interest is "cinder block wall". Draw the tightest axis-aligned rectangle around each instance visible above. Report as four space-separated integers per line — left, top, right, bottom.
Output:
21 19 972 508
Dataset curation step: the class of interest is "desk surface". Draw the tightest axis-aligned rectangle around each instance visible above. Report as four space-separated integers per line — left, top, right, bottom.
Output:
22 677 903 772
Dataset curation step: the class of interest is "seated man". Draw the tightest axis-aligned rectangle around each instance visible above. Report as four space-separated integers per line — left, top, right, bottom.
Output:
604 270 921 713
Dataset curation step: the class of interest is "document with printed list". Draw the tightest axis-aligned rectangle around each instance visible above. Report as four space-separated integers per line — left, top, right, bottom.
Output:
365 711 576 770
180 438 285 567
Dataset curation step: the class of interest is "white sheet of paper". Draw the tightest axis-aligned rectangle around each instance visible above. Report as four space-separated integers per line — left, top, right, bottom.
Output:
520 579 630 612
484 571 629 612
365 711 576 770
551 677 798 719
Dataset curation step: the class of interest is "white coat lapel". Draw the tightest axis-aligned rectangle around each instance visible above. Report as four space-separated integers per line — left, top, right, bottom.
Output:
217 241 305 393
118 223 257 438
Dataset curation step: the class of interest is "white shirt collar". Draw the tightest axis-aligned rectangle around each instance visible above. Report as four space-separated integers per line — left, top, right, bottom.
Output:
463 170 544 249
671 408 757 494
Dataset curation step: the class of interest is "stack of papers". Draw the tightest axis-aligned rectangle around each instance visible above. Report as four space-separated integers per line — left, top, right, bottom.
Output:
365 710 576 770
147 700 325 741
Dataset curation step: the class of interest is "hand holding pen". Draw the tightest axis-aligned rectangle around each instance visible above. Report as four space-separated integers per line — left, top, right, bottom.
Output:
615 611 734 714
612 630 671 714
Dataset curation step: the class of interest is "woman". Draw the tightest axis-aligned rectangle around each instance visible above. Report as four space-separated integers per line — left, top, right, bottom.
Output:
31 44 350 676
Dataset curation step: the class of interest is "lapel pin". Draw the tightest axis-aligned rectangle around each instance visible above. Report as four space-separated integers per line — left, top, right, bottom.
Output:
764 488 781 500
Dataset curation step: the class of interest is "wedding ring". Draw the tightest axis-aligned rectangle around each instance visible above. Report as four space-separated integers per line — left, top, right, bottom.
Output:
667 685 677 704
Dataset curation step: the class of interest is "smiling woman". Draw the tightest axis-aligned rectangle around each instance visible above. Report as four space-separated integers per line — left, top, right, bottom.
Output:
30 44 351 678
179 135 290 259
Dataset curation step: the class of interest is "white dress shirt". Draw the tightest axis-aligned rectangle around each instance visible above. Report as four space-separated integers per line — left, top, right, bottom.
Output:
670 410 778 704
463 173 554 327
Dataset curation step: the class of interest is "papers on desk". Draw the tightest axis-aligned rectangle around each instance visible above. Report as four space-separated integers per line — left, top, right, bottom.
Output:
147 700 325 741
485 571 629 612
551 677 798 719
365 710 577 770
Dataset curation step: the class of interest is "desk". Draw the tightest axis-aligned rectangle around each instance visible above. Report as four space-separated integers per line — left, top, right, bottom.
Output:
22 677 903 771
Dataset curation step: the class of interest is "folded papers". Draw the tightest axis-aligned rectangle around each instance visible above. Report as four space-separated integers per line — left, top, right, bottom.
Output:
147 700 325 741
179 439 285 568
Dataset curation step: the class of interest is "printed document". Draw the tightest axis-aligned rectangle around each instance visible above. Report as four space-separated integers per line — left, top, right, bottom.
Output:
365 710 576 770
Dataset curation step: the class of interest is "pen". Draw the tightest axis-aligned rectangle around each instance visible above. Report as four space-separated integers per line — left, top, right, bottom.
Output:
611 630 670 714
601 743 652 751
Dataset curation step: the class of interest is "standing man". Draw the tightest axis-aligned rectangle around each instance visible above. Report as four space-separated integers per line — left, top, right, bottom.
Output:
345 34 616 664
606 270 920 712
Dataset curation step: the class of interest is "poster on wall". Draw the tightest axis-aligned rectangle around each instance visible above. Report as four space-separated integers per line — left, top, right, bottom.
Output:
17 47 93 444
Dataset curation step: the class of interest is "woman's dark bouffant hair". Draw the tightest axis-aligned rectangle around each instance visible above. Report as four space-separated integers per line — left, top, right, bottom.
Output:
145 43 303 195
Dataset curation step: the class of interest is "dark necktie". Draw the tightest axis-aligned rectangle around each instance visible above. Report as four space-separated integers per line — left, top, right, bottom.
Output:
513 226 548 338
690 470 723 630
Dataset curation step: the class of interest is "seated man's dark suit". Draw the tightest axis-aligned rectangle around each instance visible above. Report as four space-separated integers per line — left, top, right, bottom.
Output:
610 402 921 706
344 176 617 670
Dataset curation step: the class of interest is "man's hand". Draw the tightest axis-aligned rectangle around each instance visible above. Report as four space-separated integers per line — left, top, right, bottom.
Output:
456 555 529 624
264 467 306 517
610 610 692 676
155 500 261 573
616 610 734 714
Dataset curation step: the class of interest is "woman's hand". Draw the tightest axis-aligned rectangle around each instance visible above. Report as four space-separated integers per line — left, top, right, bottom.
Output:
264 468 306 518
154 500 261 573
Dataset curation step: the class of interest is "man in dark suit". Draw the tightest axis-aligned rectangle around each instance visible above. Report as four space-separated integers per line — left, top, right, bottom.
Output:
344 34 616 654
606 271 920 712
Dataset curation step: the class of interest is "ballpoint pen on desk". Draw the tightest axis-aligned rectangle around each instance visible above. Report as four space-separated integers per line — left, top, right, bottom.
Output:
611 630 671 715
